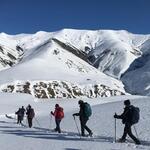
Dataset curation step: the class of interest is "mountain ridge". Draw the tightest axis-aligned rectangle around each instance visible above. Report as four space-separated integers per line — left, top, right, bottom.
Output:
0 29 150 97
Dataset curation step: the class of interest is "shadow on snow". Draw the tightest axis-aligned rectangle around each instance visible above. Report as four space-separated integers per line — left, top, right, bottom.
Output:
0 120 150 146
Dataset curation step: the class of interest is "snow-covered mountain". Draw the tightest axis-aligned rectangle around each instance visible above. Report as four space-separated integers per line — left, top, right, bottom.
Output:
0 33 23 70
0 30 125 98
0 29 150 97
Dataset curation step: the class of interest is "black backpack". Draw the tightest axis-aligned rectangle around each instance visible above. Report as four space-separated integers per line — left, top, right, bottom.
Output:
131 106 140 125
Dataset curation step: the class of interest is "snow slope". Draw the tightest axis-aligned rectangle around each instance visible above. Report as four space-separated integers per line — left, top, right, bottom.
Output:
0 31 126 98
0 93 149 150
121 47 150 96
0 33 23 70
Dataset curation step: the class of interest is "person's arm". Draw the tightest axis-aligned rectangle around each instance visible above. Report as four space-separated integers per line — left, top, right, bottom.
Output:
51 111 54 116
15 110 18 114
114 108 128 119
114 113 123 119
73 113 79 116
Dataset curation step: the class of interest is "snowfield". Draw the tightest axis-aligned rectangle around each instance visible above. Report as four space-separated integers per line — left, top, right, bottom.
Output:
0 93 150 150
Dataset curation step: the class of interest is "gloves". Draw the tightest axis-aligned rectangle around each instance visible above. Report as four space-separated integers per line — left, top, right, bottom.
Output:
72 114 76 117
114 113 118 118
51 111 53 115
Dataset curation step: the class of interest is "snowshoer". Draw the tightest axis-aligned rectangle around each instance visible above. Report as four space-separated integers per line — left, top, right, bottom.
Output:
73 100 93 137
114 99 141 145
26 105 35 128
51 104 64 133
15 108 23 124
20 106 26 120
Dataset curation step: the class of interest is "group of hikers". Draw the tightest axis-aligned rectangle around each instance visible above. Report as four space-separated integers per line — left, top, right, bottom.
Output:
15 104 35 128
15 99 141 145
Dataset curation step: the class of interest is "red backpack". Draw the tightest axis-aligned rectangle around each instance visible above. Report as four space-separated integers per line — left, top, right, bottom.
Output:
56 107 64 119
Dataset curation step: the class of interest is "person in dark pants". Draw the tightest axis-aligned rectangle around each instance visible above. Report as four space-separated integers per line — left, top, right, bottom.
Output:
26 105 35 128
20 106 26 121
73 100 93 137
114 100 140 144
15 108 23 124
51 104 64 133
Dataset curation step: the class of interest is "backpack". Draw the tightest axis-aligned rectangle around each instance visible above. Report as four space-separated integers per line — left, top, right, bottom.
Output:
131 106 140 125
28 108 35 118
57 107 64 119
84 103 92 118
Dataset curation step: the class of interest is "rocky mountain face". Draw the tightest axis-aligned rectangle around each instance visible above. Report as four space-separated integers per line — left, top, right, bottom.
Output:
0 81 124 99
0 29 150 98
0 37 23 70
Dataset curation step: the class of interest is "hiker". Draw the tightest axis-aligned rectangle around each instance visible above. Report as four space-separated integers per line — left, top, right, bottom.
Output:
73 100 93 137
26 105 35 128
20 106 26 120
15 108 23 124
114 99 141 144
51 104 64 133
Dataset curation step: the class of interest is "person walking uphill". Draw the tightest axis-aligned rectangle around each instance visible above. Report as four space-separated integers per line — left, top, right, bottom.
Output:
20 106 26 120
51 104 64 133
114 99 141 144
73 100 93 137
15 108 23 124
26 105 35 128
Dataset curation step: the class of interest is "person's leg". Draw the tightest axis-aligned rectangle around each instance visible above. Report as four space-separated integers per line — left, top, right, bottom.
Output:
19 118 21 124
55 119 57 131
84 119 92 136
17 116 19 124
18 116 22 124
127 125 140 144
56 119 61 133
119 124 128 142
28 118 32 128
80 120 85 136
30 118 33 127
55 119 58 131
55 119 61 133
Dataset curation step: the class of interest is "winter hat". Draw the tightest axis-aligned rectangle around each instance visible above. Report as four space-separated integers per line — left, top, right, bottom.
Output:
28 105 31 108
78 100 84 105
124 100 130 106
55 104 59 107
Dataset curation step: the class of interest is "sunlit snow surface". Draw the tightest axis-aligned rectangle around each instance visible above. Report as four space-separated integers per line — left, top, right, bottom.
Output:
0 93 149 150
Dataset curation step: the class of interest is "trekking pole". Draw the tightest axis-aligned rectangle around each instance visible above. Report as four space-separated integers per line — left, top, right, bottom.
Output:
34 117 42 128
133 125 139 139
73 116 81 139
49 114 52 130
15 114 17 124
114 117 117 142
23 116 28 126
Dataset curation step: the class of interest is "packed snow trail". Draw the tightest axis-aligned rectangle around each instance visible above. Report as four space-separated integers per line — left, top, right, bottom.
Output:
0 93 150 150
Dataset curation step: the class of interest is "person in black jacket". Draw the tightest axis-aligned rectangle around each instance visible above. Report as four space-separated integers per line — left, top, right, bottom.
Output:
73 100 93 137
26 105 35 128
114 100 140 144
15 108 23 124
20 106 26 120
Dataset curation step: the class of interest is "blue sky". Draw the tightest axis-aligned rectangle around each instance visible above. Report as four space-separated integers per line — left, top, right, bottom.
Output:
0 0 150 34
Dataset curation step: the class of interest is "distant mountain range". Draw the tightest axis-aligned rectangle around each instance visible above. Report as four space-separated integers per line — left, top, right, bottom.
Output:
0 29 150 98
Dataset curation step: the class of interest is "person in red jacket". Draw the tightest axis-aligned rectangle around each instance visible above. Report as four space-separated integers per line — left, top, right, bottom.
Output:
51 104 64 133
